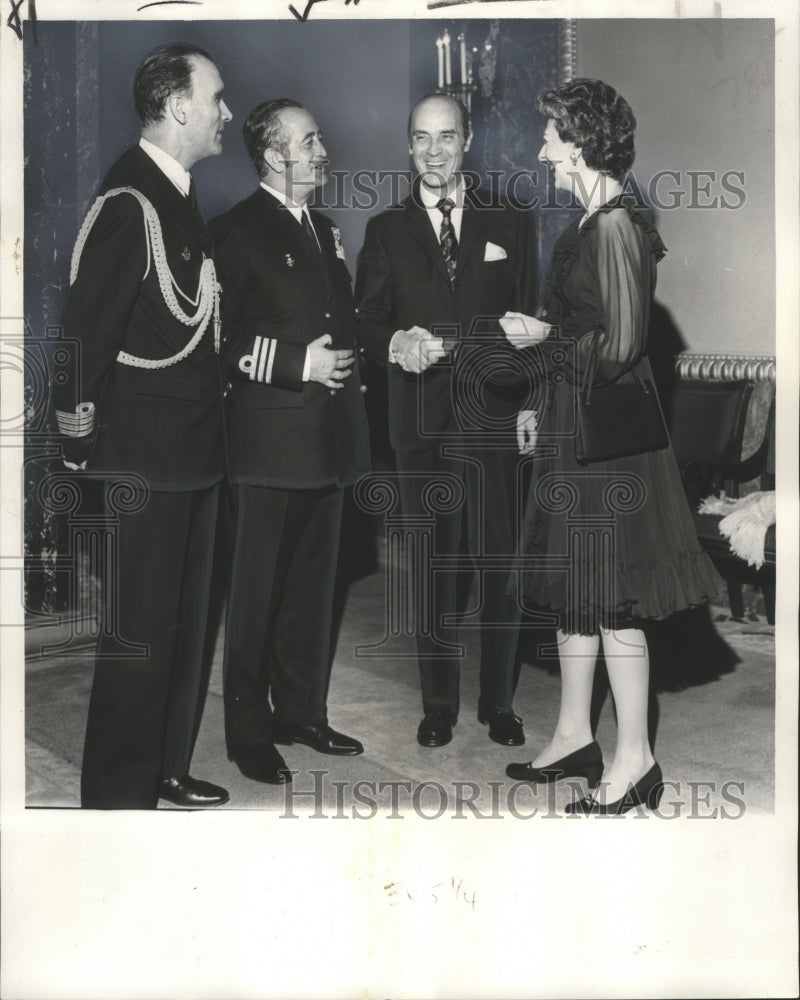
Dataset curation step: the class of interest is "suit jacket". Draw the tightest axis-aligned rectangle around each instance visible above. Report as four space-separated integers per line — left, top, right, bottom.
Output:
209 188 370 489
355 182 538 453
55 146 226 490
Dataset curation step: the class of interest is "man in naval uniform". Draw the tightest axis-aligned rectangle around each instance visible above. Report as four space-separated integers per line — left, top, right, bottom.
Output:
54 44 233 809
209 100 370 785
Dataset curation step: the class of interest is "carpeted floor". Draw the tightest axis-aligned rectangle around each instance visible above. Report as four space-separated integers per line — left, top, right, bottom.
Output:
25 532 775 818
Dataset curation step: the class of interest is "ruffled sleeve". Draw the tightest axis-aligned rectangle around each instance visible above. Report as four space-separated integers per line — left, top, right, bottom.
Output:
536 196 666 386
541 217 582 326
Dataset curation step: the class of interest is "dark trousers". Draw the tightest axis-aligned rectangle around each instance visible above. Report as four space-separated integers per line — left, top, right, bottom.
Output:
396 439 522 716
81 483 220 809
223 482 344 750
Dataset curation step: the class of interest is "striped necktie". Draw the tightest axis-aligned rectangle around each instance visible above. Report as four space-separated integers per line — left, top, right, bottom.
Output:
437 197 457 283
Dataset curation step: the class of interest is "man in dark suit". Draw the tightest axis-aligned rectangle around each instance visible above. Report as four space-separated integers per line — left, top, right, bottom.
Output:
355 94 538 749
210 100 370 785
54 44 233 808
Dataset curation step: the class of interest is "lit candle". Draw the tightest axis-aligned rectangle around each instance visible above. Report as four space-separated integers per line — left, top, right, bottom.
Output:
436 37 444 90
459 33 467 86
443 29 452 87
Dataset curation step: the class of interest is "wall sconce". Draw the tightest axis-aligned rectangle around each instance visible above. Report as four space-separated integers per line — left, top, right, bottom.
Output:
435 26 477 120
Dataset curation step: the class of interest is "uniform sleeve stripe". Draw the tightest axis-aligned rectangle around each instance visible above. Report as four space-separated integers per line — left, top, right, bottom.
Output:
264 339 277 385
255 336 267 382
55 403 95 437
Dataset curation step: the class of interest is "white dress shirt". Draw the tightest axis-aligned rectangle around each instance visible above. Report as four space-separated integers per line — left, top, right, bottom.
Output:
139 137 192 197
260 182 320 247
418 175 465 242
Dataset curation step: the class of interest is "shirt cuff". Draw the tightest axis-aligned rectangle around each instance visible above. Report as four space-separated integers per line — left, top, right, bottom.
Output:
302 347 311 382
388 330 404 365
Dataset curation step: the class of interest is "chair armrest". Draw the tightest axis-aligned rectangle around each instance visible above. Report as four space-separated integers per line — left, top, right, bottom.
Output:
680 435 771 504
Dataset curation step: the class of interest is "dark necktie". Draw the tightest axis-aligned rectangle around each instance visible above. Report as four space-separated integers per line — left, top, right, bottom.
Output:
301 210 321 252
437 197 458 283
187 178 199 213
186 178 210 249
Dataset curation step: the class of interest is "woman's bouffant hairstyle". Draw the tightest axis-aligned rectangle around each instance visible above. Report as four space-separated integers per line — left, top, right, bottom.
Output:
537 78 636 180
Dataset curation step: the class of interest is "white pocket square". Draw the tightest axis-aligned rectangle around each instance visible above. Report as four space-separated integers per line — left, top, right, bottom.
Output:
484 242 507 262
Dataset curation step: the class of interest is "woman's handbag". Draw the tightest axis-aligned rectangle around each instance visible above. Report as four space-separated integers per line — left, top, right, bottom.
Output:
575 353 669 465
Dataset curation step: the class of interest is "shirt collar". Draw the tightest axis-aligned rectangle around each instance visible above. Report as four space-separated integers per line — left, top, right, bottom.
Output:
260 181 307 223
418 175 464 210
139 138 192 197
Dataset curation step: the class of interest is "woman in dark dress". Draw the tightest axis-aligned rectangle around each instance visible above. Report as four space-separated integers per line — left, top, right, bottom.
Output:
500 79 721 814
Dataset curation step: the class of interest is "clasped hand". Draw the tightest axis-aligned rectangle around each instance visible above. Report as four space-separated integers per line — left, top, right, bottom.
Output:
308 333 355 389
392 326 447 374
499 312 551 350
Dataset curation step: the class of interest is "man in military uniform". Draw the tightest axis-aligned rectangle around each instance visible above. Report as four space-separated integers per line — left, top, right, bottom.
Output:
55 44 233 808
210 100 370 784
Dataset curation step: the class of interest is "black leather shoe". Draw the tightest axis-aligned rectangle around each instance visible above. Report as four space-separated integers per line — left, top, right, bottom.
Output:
566 762 664 815
417 708 457 748
227 742 292 785
506 740 603 786
477 704 525 746
273 722 364 756
159 775 230 807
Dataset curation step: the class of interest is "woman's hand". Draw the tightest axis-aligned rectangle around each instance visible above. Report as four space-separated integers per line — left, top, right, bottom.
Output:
517 409 538 455
500 312 551 350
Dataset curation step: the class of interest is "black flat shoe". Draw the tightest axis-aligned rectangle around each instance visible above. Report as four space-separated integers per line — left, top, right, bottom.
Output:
227 742 292 785
478 704 525 746
417 708 457 748
273 722 364 756
506 740 603 786
565 762 664 815
159 775 230 807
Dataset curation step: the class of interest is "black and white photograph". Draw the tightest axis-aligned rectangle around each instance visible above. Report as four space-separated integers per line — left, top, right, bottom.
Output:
1 0 797 997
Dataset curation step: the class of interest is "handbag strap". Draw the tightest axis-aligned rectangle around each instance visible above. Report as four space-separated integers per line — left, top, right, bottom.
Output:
581 338 650 405
630 366 651 393
580 339 599 405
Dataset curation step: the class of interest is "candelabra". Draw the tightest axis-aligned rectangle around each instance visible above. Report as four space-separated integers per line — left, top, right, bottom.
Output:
434 27 478 118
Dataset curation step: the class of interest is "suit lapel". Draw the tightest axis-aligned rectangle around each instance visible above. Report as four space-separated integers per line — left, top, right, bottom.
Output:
454 189 488 282
253 188 302 248
131 146 206 234
403 182 490 289
315 214 335 259
254 189 327 282
313 215 340 305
